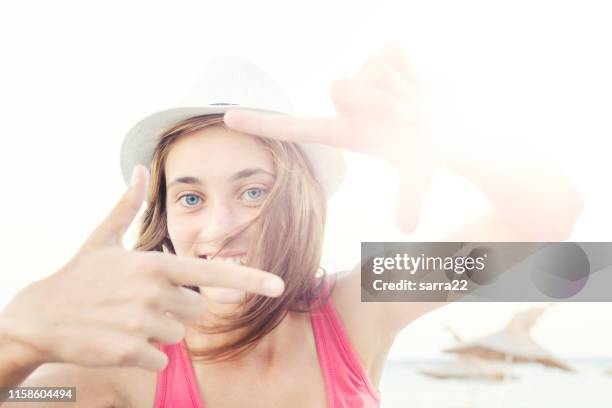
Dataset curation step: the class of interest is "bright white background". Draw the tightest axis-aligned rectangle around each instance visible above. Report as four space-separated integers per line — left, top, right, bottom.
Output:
1 0 611 361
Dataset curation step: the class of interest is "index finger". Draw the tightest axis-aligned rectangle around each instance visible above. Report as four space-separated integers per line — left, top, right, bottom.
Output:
147 252 285 297
376 45 416 84
223 109 342 148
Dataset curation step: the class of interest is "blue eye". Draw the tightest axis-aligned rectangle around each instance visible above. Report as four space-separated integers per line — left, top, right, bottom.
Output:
242 187 266 201
179 194 201 207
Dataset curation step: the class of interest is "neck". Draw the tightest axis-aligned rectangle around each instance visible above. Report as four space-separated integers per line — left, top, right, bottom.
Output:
183 302 306 369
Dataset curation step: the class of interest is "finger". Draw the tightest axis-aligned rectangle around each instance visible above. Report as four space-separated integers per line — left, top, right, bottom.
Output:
330 77 416 120
358 56 415 103
375 45 417 84
202 287 246 304
224 109 344 148
145 314 186 345
129 341 169 371
394 154 439 233
148 253 285 297
158 286 207 321
83 165 149 250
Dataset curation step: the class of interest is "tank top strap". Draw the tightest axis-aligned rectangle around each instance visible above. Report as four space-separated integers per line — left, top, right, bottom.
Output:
310 274 381 406
154 340 204 408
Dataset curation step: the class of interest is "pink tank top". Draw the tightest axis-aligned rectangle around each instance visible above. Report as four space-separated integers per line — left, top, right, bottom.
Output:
154 277 381 407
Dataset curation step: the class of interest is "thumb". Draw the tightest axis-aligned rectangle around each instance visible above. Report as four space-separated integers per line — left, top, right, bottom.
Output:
394 158 437 234
80 165 150 252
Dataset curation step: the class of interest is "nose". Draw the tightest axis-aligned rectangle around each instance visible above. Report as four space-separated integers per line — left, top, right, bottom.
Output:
198 199 238 245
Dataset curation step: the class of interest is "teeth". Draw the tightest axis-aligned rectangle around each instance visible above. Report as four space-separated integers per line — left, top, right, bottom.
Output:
201 256 245 265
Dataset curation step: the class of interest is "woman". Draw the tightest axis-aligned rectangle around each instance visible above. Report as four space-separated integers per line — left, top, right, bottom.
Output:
134 112 381 407
0 47 582 407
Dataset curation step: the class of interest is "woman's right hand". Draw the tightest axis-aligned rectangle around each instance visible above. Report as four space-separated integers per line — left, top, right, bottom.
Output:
0 165 285 372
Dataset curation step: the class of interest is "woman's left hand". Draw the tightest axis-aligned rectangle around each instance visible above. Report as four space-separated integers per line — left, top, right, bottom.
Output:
224 46 443 233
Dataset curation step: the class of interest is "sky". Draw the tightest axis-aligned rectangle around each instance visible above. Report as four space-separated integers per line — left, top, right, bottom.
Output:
1 0 611 360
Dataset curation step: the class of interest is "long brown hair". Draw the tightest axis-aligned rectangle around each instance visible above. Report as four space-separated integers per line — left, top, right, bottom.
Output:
134 113 334 362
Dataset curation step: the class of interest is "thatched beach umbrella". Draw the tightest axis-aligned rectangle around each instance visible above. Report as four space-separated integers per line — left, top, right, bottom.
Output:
418 327 518 381
443 305 572 371
418 355 515 381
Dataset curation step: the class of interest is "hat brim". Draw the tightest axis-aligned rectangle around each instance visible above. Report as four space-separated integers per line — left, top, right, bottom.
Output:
120 105 346 198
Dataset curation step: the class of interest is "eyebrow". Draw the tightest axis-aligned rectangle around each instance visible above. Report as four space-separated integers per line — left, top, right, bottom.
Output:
167 168 274 189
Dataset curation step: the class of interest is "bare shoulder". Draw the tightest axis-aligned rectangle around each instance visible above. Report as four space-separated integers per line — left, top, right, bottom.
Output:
329 265 384 338
328 267 394 388
331 260 447 342
3 363 157 408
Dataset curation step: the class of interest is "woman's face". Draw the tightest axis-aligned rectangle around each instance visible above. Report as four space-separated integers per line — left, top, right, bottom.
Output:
165 124 275 276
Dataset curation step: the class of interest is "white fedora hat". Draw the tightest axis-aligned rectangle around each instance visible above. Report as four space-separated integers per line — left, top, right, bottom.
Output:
120 56 346 199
